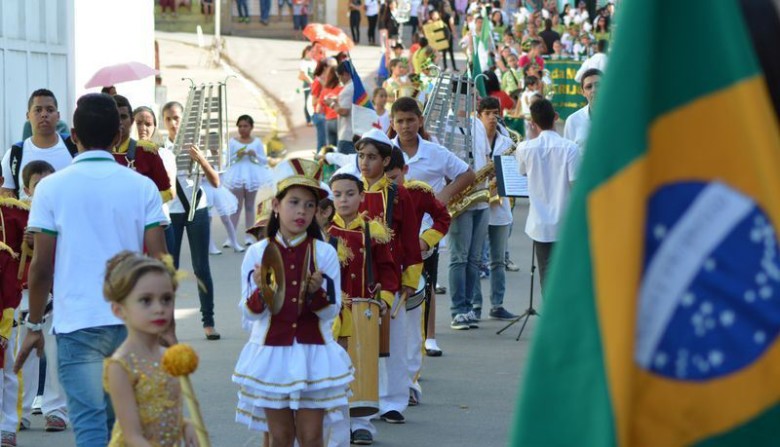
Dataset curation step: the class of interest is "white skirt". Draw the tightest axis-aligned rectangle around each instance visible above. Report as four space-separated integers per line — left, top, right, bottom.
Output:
201 181 238 217
223 159 274 192
233 340 354 432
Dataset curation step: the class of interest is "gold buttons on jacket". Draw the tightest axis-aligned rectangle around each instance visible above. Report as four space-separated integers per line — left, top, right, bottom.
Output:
350 274 356 279
292 323 297 328
292 298 297 303
292 280 298 286
291 265 296 270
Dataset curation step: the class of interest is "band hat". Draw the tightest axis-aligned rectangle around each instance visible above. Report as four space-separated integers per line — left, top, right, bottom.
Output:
356 128 395 150
272 158 330 200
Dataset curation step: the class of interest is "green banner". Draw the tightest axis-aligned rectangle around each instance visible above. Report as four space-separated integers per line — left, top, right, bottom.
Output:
546 59 588 120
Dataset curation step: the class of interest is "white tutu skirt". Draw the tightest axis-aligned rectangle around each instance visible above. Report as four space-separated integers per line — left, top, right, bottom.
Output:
223 159 274 191
202 181 238 217
233 341 354 432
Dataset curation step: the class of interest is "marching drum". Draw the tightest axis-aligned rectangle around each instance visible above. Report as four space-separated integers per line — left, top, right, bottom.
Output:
348 298 380 417
405 276 427 311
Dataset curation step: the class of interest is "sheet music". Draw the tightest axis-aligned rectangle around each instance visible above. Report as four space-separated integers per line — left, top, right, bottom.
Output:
494 155 528 198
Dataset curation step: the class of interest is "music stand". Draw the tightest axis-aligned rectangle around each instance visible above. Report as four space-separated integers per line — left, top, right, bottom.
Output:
497 243 540 340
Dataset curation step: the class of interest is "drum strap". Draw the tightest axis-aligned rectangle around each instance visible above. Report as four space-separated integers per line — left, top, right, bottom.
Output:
385 183 397 226
364 221 376 293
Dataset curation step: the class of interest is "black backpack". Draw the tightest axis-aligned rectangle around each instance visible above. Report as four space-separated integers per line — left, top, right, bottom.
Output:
3 134 78 198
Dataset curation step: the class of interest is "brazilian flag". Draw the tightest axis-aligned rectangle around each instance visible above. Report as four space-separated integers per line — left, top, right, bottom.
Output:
511 1 780 446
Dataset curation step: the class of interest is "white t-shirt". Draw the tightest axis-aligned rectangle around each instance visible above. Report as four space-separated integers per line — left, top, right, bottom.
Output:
563 105 591 153
164 140 208 214
365 0 379 16
516 130 581 243
27 150 167 334
575 53 607 82
338 82 355 142
377 109 390 133
228 137 267 167
391 134 470 194
487 133 515 226
1 135 74 201
158 144 178 220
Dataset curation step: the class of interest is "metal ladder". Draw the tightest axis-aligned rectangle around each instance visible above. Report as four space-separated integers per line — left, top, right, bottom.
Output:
422 72 476 167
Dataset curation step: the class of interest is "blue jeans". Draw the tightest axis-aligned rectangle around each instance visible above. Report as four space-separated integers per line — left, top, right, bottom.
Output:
303 87 312 124
236 0 249 17
473 224 509 309
170 208 216 327
448 208 489 316
57 325 127 447
337 140 355 154
312 113 326 151
259 0 271 21
326 119 338 146
164 223 176 255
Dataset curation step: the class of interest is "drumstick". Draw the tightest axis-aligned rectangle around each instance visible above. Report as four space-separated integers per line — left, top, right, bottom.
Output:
392 291 408 319
17 243 31 280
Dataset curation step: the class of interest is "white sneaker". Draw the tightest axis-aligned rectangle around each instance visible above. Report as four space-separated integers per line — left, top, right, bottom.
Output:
245 236 255 246
32 395 43 415
222 239 231 248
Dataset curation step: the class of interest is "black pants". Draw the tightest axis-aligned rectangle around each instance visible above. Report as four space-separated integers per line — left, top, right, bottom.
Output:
408 16 419 37
441 35 457 70
367 14 378 44
422 245 440 338
533 241 554 294
170 208 216 327
350 11 361 43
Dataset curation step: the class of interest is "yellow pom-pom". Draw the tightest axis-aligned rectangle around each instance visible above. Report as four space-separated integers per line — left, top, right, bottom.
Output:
161 344 199 377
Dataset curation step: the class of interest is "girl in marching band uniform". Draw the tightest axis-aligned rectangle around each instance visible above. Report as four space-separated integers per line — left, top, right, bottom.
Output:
233 160 352 447
103 251 198 447
224 115 274 245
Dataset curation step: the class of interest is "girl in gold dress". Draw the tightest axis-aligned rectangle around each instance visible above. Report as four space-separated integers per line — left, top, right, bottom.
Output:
103 252 199 446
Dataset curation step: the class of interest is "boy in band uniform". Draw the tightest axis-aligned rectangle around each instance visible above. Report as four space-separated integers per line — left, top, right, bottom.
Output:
385 147 451 405
351 129 422 445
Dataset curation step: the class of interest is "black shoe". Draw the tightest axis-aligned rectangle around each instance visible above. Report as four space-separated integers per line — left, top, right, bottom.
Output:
380 410 405 424
489 306 518 321
352 429 373 445
435 285 447 294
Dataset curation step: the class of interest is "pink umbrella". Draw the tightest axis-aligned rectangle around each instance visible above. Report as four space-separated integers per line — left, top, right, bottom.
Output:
84 61 159 88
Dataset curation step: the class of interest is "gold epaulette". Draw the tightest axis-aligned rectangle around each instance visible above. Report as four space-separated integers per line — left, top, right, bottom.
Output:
404 180 433 194
0 197 30 211
337 237 354 266
368 219 393 244
137 140 159 153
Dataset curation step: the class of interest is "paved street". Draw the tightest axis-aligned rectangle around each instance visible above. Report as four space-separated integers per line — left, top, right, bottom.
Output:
23 36 539 447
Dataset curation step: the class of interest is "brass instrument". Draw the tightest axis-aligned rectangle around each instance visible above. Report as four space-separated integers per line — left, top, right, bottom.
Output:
173 79 230 221
259 242 286 315
447 129 521 217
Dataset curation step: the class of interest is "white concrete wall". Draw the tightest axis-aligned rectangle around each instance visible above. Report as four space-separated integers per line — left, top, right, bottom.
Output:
73 0 156 110
0 0 155 151
0 0 72 149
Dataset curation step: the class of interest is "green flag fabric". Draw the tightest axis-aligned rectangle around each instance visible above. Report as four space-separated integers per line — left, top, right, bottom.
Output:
511 1 780 446
472 15 492 97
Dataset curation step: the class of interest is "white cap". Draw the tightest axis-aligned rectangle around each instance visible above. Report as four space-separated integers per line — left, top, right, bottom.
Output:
358 128 394 148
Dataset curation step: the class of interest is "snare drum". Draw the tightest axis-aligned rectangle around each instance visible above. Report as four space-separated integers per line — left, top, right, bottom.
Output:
405 276 427 311
348 298 380 417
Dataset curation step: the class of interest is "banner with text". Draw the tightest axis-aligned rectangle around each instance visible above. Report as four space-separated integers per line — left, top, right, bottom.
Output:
547 59 588 120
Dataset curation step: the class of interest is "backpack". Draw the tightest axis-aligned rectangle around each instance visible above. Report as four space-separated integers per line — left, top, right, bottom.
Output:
5 134 78 198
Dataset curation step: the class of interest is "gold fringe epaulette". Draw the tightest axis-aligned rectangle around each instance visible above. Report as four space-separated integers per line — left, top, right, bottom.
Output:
337 237 354 266
0 197 30 211
368 219 393 244
137 140 160 153
404 180 433 193
0 241 19 259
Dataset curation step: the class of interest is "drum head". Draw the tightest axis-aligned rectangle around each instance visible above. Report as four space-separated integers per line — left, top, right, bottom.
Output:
405 275 427 310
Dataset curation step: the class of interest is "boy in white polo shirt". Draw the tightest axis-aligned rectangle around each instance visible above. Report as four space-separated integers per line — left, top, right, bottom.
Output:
15 93 168 447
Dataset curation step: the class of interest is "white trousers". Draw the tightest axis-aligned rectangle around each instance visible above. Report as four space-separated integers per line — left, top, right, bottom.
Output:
351 301 410 435
18 318 68 422
405 304 424 401
0 326 19 432
326 405 350 447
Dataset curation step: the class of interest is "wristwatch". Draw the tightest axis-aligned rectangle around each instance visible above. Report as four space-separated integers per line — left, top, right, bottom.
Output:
23 316 44 332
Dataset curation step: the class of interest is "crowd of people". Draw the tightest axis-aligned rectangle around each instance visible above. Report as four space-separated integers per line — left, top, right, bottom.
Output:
0 2 611 447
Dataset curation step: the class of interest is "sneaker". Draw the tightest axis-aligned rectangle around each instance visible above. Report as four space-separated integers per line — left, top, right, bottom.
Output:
351 429 373 445
32 395 43 415
489 306 518 321
245 236 255 246
435 284 447 294
505 259 521 272
209 248 222 255
450 314 470 330
479 269 489 279
17 419 29 432
230 242 246 253
222 239 231 248
424 338 442 356
1 431 15 447
380 410 405 424
44 414 67 432
408 391 419 406
466 310 480 328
